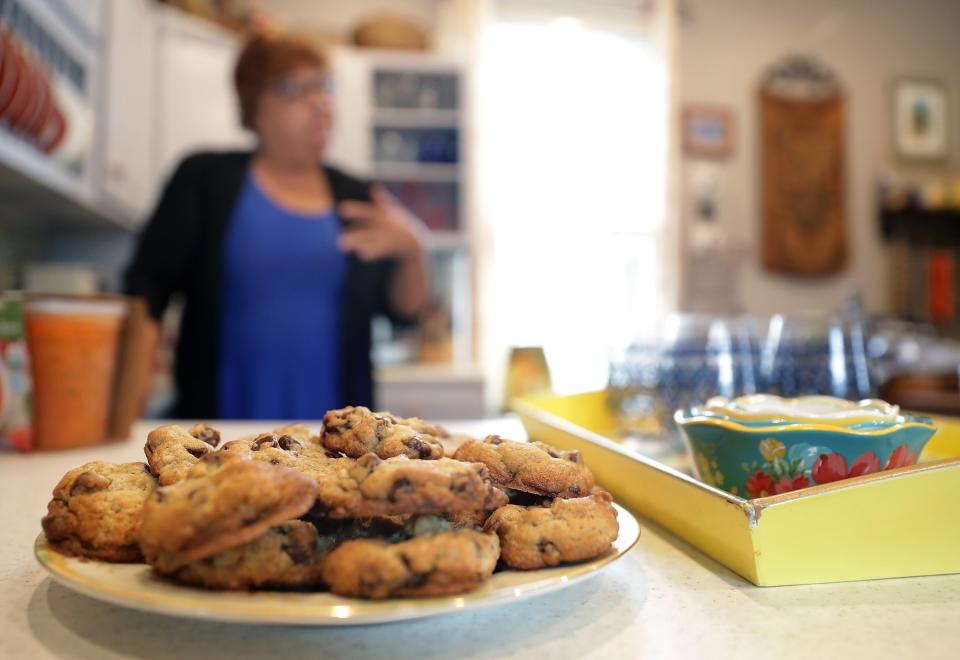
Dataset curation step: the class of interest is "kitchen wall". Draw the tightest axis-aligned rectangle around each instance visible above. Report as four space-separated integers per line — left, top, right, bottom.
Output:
677 0 960 316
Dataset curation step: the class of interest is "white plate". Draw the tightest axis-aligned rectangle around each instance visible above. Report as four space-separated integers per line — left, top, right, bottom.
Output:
35 503 640 626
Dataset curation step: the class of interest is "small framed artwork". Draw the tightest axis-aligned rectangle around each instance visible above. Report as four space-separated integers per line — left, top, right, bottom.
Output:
894 78 949 160
682 105 736 158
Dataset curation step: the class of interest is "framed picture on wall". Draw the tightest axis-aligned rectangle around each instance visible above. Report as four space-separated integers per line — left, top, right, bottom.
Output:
894 78 949 160
682 104 735 158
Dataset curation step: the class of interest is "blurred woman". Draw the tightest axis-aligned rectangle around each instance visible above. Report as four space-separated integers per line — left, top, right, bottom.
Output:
125 34 428 419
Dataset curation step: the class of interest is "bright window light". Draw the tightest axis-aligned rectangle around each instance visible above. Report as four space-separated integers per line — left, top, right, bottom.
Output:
476 10 670 396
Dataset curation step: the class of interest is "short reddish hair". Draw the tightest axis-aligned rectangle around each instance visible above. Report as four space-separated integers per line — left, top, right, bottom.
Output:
233 33 328 129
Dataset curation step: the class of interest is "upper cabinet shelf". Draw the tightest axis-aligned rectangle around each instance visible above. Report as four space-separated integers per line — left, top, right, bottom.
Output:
0 0 106 226
371 108 460 128
1 0 247 232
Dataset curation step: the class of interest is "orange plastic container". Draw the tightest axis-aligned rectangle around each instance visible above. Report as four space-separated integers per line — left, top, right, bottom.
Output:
24 298 127 449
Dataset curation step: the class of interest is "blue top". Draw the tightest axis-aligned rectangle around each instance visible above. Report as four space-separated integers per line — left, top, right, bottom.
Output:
218 174 348 419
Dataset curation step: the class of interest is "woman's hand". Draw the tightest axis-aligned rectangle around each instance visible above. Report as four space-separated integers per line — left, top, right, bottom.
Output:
337 184 426 261
338 184 430 318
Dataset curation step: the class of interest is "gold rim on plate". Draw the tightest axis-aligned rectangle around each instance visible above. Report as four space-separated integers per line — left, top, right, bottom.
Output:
35 503 640 626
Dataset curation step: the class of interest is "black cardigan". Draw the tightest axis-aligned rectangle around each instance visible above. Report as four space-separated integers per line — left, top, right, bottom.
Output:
125 150 406 418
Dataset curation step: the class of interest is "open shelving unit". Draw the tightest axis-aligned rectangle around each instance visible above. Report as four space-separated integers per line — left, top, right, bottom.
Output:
879 206 960 337
326 46 482 418
880 208 960 245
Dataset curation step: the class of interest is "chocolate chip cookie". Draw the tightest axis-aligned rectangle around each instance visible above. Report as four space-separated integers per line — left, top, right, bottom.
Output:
270 423 317 443
144 424 221 486
322 529 500 598
453 436 595 498
147 520 331 590
311 453 508 519
484 490 619 569
321 406 444 460
139 453 318 561
220 430 341 486
41 461 157 562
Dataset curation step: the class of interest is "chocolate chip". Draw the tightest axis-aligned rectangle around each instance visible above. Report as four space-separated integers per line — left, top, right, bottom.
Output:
70 471 110 495
270 458 280 465
388 478 413 502
403 573 428 588
189 424 221 448
403 436 432 459
450 476 471 494
568 485 581 496
486 435 504 445
538 540 559 557
325 450 344 459
186 446 209 459
283 537 314 564
277 435 304 451
252 434 277 450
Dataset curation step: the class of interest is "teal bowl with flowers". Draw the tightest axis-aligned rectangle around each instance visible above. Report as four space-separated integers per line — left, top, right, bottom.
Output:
674 395 937 499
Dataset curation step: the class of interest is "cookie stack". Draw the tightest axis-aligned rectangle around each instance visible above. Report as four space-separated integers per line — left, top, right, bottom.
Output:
40 407 620 599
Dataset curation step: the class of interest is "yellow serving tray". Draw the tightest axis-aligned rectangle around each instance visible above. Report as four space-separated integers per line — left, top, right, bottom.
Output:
512 390 960 586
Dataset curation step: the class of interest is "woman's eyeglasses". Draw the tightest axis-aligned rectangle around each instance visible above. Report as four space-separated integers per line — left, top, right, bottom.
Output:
270 75 333 100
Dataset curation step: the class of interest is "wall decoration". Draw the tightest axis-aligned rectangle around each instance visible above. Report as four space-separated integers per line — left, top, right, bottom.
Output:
894 78 949 160
760 56 846 277
682 104 735 158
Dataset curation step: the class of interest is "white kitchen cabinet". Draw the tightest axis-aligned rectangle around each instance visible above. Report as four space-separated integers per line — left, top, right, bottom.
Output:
99 1 251 226
375 364 485 420
0 0 102 216
328 46 482 414
57 0 105 39
153 5 251 190
99 0 157 221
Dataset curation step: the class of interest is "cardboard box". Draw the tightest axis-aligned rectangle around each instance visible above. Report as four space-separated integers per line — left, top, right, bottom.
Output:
0 292 33 451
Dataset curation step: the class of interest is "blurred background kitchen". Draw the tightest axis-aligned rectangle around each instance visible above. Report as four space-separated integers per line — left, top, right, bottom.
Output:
2 0 960 439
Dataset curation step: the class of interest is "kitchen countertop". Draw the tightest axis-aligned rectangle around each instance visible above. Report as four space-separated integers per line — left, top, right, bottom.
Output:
2 418 959 660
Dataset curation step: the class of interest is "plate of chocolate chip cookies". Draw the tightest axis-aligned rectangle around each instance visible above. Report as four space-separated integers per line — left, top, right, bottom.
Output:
34 407 640 625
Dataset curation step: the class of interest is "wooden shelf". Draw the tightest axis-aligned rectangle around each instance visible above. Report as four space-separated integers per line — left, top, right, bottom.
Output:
880 208 960 245
0 140 132 232
372 108 459 128
425 231 469 250
372 162 460 182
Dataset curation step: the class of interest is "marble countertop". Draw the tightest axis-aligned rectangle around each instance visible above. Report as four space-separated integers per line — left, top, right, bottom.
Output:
2 418 959 660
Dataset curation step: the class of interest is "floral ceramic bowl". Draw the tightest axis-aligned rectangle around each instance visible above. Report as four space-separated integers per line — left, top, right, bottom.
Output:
675 395 937 499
